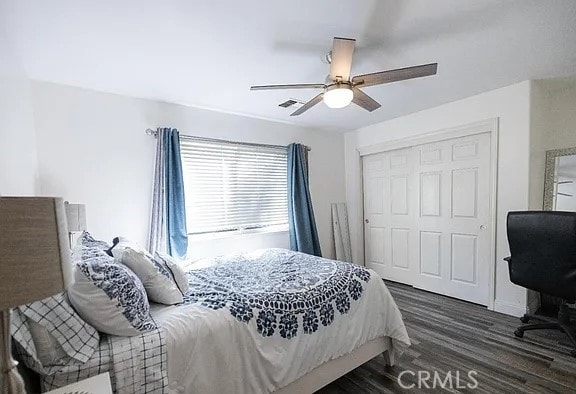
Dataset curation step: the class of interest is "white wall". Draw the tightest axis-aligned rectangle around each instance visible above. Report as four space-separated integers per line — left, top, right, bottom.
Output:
0 5 38 195
345 81 532 316
529 78 576 210
31 81 345 259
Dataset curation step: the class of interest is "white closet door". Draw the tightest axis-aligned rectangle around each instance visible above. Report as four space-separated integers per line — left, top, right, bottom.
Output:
363 148 417 284
363 132 492 305
414 133 491 305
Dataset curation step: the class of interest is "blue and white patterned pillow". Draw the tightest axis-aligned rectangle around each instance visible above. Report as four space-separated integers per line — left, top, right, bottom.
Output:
113 246 183 305
78 231 110 250
68 252 157 336
72 231 111 263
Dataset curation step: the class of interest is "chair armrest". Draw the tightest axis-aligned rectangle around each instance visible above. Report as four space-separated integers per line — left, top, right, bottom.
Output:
503 256 511 262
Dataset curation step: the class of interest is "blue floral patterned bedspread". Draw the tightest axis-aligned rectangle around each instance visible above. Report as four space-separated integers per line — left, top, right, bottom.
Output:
183 248 371 339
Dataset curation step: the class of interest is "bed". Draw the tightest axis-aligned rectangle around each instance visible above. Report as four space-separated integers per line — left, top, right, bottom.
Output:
17 248 410 393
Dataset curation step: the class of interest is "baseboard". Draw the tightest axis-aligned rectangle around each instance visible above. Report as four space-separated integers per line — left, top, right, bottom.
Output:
494 300 528 317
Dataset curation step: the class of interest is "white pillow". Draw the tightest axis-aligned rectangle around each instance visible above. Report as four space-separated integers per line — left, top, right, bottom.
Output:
155 252 189 294
113 247 184 305
68 254 157 336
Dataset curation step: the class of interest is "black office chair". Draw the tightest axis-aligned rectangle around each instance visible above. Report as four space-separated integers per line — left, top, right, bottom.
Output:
505 211 576 357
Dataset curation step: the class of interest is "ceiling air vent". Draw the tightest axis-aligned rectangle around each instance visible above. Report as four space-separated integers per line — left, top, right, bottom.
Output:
279 99 298 108
278 98 306 108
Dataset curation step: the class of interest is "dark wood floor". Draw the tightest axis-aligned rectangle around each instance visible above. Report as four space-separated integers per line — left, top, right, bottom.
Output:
317 281 576 393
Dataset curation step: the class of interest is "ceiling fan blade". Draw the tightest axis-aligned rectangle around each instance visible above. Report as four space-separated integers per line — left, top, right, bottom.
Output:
352 63 438 88
250 83 324 91
352 88 381 112
330 37 356 82
290 93 323 116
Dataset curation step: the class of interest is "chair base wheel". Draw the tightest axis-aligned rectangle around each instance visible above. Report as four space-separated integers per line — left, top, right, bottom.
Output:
520 316 530 323
514 329 524 338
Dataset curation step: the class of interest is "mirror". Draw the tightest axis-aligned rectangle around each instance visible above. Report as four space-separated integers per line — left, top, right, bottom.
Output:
543 147 576 210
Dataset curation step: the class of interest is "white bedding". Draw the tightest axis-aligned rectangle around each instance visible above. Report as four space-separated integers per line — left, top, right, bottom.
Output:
150 250 410 394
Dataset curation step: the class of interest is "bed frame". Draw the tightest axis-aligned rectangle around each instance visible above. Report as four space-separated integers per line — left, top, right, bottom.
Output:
276 337 393 393
20 337 393 393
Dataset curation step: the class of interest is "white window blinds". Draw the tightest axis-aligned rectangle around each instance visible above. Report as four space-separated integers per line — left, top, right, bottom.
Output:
180 137 288 235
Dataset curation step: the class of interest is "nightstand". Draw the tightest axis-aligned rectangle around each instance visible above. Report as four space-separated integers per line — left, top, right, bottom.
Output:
45 372 112 394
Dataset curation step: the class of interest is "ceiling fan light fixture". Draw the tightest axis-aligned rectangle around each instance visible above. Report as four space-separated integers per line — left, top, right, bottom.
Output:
323 84 353 109
250 37 437 116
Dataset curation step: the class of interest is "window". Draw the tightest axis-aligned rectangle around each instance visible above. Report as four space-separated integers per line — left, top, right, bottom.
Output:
180 137 288 235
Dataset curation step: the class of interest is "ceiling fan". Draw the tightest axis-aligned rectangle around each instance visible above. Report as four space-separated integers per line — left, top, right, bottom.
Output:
250 37 438 116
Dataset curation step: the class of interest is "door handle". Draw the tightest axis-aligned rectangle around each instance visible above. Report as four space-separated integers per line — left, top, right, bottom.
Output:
365 219 370 224
480 224 486 230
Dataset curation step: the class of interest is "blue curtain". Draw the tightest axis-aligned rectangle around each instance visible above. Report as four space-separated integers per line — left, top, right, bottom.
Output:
149 128 188 258
164 129 188 258
287 143 322 256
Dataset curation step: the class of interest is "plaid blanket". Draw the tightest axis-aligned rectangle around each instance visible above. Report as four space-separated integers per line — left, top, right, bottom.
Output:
12 308 168 393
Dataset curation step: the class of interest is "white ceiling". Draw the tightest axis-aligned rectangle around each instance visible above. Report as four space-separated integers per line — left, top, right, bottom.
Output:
4 0 576 132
